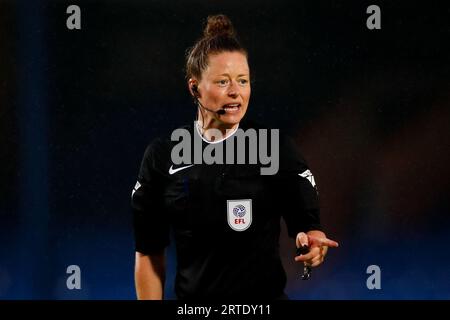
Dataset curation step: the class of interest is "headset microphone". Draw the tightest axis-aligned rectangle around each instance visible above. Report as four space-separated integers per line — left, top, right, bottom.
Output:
215 108 226 115
192 85 226 115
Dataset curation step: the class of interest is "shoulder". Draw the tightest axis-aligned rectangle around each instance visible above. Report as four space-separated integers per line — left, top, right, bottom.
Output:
143 124 192 153
243 118 310 170
141 137 168 163
239 118 269 131
239 118 298 148
141 124 193 167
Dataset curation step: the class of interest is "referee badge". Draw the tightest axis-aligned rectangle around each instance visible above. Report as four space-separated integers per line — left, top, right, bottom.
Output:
227 199 252 231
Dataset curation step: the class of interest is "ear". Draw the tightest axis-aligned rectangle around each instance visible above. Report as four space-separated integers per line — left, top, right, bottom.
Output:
188 78 199 97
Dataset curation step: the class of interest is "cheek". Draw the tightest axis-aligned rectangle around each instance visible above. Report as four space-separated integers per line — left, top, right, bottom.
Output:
243 88 251 103
206 87 226 103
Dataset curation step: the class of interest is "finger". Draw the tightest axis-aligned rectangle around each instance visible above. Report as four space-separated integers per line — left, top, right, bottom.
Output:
305 255 323 268
315 237 339 248
305 253 324 267
294 247 320 262
310 255 322 265
311 258 324 267
296 232 309 248
295 253 313 262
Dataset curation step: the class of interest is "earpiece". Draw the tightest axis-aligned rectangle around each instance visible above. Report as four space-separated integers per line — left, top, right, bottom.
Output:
191 83 226 115
191 84 199 97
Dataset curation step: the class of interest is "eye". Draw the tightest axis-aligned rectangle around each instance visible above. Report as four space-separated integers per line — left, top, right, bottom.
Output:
216 79 229 86
238 79 249 85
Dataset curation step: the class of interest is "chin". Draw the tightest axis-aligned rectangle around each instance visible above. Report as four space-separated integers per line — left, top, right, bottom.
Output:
220 115 243 126
223 110 246 123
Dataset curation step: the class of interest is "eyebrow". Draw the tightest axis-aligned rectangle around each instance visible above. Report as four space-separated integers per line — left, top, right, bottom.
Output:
217 73 250 77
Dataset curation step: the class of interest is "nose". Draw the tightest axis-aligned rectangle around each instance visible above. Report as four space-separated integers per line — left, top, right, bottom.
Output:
227 80 240 98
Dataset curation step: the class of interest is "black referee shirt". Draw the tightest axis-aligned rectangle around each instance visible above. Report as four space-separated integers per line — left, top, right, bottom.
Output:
131 119 321 300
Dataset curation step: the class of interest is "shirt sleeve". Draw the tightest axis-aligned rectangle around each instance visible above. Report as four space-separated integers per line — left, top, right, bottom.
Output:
278 135 322 238
131 139 170 255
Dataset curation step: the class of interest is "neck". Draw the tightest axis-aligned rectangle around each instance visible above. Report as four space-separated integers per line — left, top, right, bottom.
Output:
196 112 239 142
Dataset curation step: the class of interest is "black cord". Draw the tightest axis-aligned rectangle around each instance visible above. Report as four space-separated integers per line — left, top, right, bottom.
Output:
296 245 312 280
194 97 206 135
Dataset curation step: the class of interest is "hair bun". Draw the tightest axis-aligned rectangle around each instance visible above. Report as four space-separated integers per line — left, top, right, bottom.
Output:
204 14 235 38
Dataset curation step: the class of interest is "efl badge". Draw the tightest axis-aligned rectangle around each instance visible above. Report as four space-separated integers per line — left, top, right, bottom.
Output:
227 199 252 231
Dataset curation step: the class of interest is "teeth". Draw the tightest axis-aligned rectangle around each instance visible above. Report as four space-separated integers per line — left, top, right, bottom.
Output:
224 104 240 108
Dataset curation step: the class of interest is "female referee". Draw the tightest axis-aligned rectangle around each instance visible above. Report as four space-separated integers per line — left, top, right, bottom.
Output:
131 14 338 300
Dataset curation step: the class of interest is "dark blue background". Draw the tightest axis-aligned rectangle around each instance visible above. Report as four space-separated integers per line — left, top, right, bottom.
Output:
1 0 449 299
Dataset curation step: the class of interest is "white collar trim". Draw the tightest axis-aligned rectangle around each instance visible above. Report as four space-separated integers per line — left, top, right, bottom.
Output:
195 121 239 144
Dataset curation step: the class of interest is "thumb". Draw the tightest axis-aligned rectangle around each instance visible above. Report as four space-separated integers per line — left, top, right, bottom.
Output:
296 232 309 248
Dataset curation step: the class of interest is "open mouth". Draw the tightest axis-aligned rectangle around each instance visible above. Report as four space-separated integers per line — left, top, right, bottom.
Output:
222 103 241 112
